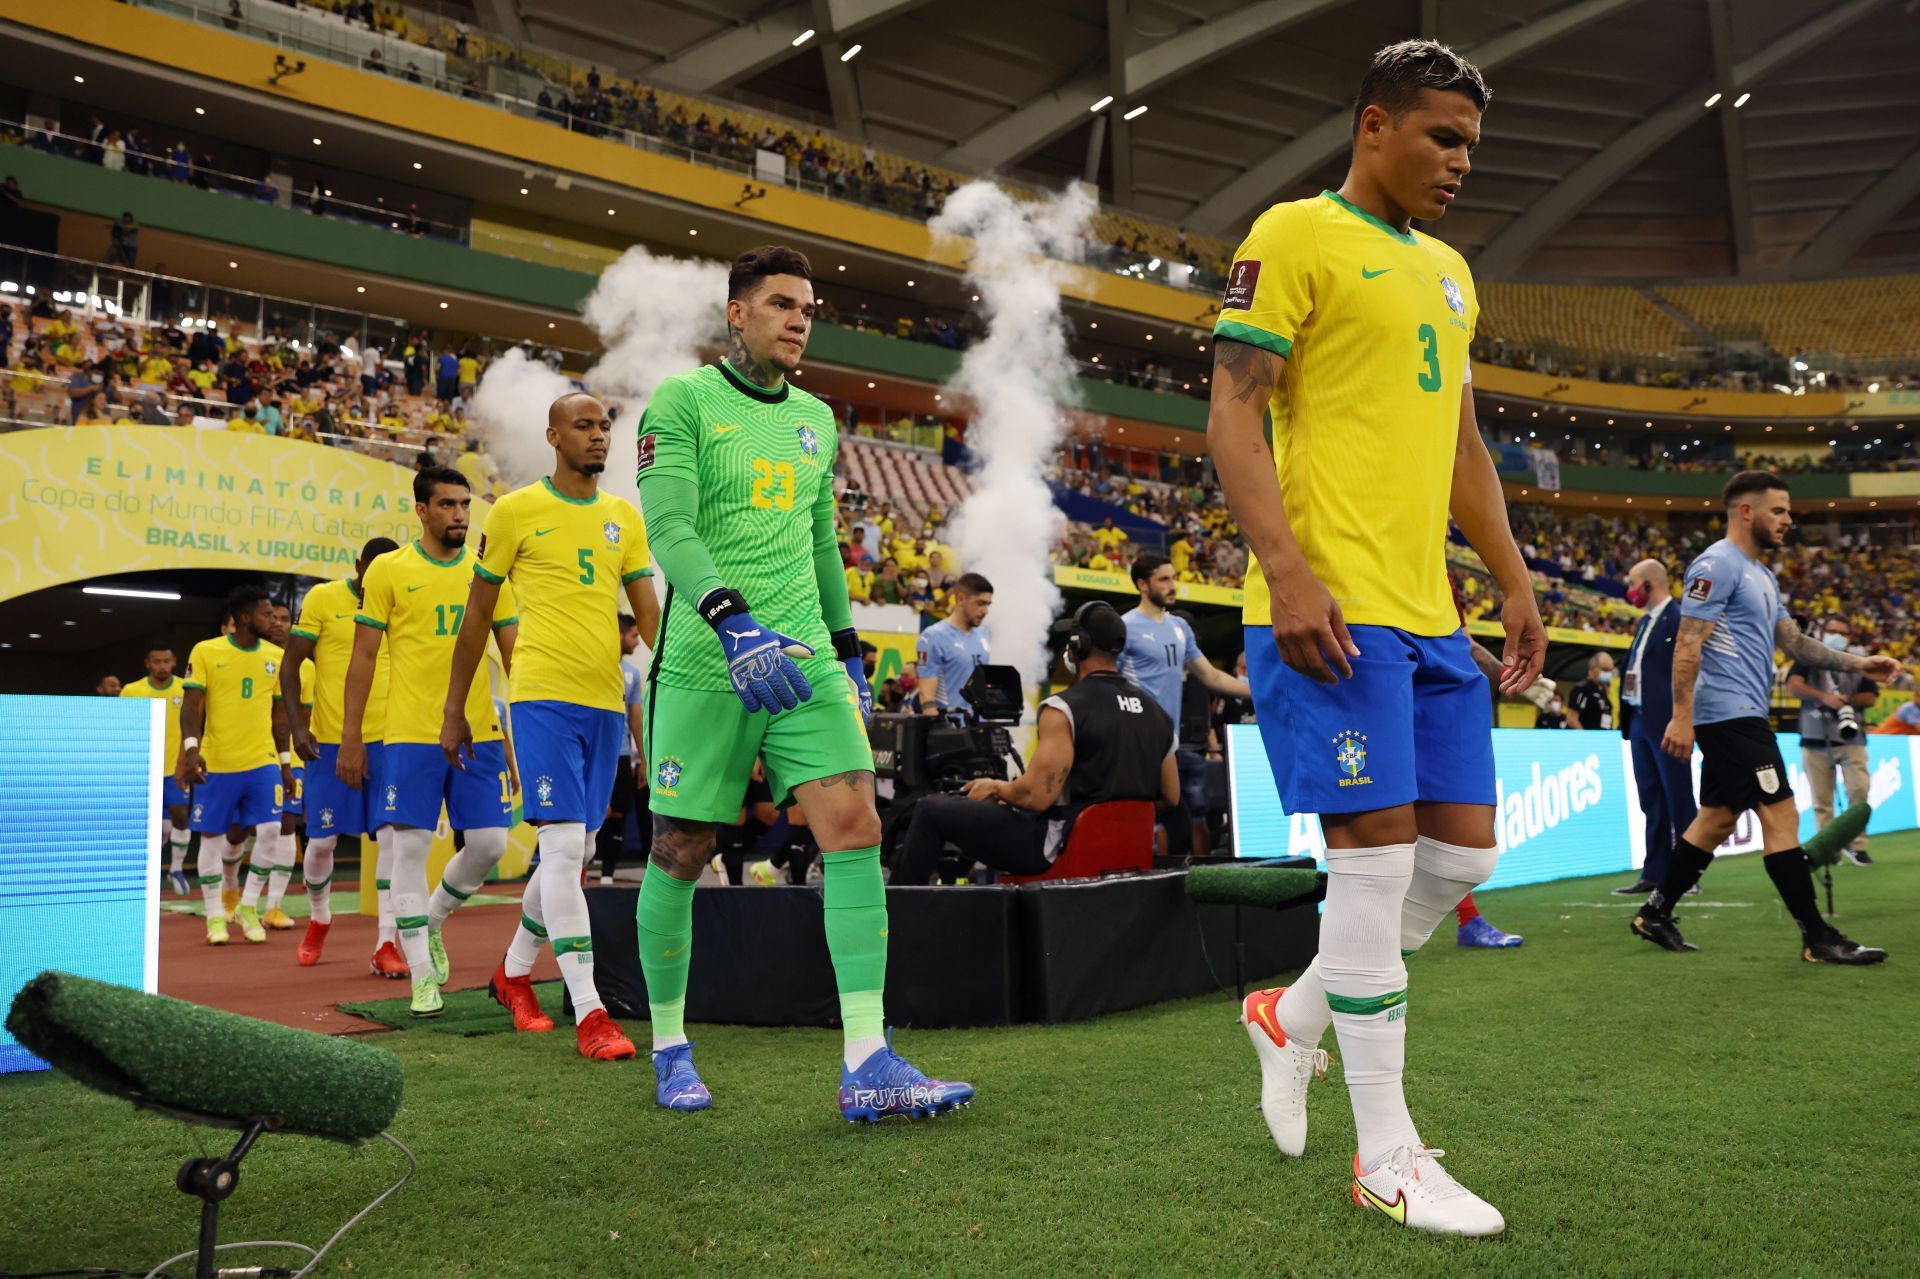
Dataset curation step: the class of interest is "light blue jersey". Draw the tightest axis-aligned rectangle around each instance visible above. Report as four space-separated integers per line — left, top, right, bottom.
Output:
916 619 991 715
1118 607 1201 723
1680 538 1790 725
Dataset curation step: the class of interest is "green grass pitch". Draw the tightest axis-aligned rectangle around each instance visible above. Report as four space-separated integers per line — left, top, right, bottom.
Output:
5 840 1918 1277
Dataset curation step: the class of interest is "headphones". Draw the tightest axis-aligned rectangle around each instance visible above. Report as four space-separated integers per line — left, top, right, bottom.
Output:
1063 600 1119 671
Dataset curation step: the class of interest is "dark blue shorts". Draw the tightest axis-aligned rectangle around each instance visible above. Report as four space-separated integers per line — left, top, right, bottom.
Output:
513 700 623 826
307 741 386 839
377 740 512 831
190 765 282 834
161 775 191 810
1244 624 1496 816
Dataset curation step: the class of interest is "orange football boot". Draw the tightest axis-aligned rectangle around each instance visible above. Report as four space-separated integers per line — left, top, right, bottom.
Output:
488 962 555 1032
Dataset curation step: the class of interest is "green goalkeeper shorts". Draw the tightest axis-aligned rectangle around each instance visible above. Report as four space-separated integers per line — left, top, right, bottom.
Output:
645 668 875 822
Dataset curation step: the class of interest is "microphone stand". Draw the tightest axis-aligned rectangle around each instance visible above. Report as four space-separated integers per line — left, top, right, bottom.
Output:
175 1116 272 1279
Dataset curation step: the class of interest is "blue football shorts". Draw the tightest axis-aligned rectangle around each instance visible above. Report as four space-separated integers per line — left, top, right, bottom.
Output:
1244 623 1496 816
189 764 283 834
512 700 623 826
376 740 512 831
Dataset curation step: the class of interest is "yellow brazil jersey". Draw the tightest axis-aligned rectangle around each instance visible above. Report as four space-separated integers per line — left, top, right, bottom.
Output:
1215 190 1478 637
121 675 186 774
293 577 390 743
475 478 651 713
182 635 283 774
357 542 519 745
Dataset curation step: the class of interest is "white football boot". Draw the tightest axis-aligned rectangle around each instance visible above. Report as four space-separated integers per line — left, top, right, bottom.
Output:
1240 987 1328 1157
1351 1146 1506 1236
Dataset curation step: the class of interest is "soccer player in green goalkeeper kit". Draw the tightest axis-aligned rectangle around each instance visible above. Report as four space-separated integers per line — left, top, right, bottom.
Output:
634 244 973 1121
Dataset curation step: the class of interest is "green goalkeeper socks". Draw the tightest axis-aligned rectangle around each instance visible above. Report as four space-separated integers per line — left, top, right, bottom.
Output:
636 867 697 1048
822 846 888 1044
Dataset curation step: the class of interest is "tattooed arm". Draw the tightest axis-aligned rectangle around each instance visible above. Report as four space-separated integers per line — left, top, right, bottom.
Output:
1206 338 1358 685
1661 616 1712 759
961 706 1071 813
1775 617 1903 682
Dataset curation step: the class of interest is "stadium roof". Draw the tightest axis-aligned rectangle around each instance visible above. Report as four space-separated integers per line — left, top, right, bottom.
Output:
499 0 1920 277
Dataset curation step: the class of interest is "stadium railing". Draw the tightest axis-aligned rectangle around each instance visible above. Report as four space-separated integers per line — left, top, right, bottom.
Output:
116 0 1231 297
2 118 470 245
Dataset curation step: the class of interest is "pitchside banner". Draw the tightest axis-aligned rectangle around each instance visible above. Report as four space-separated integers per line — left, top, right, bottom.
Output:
0 695 161 1073
1227 726 1920 889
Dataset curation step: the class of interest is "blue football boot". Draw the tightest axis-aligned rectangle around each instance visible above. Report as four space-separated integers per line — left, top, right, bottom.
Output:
839 1032 974 1123
652 1042 713 1112
1458 915 1524 948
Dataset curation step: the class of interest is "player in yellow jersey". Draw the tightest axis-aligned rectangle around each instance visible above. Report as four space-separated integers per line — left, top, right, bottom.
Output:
1209 42 1542 1237
178 585 294 946
121 639 190 896
341 466 520 1019
442 392 659 1061
257 602 314 931
283 537 401 971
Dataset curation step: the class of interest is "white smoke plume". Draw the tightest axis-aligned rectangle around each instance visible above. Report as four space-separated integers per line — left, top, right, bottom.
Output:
472 245 727 510
930 181 1094 690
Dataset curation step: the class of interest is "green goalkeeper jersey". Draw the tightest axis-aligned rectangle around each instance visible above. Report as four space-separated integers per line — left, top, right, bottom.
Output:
638 362 841 691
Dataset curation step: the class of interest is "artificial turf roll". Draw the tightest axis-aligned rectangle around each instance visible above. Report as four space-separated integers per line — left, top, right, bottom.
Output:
1184 864 1323 908
5 970 402 1142
1803 800 1871 868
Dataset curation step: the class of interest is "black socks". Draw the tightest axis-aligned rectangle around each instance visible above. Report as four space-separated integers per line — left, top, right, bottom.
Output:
1764 848 1829 941
1645 837 1715 917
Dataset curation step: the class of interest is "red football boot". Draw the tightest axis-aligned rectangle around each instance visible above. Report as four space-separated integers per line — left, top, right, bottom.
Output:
575 1008 637 1061
369 940 408 979
296 920 330 967
488 962 554 1033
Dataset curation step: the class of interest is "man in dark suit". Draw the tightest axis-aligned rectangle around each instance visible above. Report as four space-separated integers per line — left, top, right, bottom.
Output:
1616 558 1697 895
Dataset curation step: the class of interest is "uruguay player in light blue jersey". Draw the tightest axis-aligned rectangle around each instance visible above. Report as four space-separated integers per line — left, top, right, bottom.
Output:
1634 471 1894 964
1119 553 1250 856
915 573 993 717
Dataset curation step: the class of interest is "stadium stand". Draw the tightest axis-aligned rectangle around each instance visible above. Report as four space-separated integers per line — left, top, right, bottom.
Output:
1658 275 1920 373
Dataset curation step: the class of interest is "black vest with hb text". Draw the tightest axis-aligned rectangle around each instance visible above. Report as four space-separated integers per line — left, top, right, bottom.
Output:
1043 669 1175 817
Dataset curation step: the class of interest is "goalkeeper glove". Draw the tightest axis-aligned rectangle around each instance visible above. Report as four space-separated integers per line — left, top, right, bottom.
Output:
832 628 873 725
699 588 814 714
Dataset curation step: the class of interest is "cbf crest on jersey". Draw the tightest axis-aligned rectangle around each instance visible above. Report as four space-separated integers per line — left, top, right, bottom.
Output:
1334 730 1371 788
797 425 820 458
1441 276 1465 316
264 660 279 676
603 520 621 545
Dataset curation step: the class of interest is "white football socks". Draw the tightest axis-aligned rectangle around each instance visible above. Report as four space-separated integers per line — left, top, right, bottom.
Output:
265 829 299 912
303 835 337 925
430 827 508 930
537 823 603 1020
239 823 280 909
221 838 246 894
389 827 434 979
504 859 546 979
165 823 189 876
374 828 397 945
1400 836 1499 953
1319 842 1421 1172
197 833 224 919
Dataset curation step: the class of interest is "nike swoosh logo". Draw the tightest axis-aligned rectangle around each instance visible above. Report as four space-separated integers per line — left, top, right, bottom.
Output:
533 527 557 537
1361 267 1392 279
1252 1002 1284 1046
663 944 687 957
407 585 425 593
1356 1181 1406 1224
714 424 744 435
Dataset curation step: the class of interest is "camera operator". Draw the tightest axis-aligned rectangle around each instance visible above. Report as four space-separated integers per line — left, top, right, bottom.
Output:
890 602 1177 885
1786 615 1878 866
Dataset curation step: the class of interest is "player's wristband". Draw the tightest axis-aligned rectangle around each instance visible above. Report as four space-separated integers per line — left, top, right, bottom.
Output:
278 751 292 765
830 628 862 663
697 587 752 630
181 737 199 751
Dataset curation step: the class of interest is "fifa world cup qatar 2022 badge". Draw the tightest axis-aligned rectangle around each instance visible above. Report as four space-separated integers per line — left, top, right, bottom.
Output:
1334 730 1371 788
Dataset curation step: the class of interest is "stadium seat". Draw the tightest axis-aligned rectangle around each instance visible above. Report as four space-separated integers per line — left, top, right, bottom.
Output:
1001 801 1155 883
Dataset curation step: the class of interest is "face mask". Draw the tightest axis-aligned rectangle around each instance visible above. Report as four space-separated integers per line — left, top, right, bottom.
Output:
1549 702 1562 714
1625 584 1650 608
1598 671 1613 685
1824 633 1849 651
